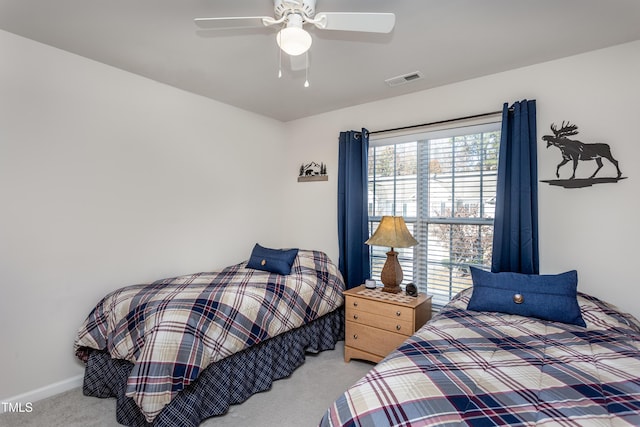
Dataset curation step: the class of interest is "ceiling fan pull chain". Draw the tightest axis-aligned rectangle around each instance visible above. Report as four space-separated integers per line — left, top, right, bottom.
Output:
278 33 283 78
304 51 310 87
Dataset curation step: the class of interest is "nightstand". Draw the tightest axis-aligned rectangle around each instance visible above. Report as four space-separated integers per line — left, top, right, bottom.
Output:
344 285 432 363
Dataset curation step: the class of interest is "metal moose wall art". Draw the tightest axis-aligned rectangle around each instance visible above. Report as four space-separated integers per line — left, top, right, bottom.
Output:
541 121 625 188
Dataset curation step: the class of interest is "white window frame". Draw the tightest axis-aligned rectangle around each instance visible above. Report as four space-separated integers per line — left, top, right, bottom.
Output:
369 118 501 309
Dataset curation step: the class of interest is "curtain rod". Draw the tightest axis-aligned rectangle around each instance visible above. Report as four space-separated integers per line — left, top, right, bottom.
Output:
367 110 504 136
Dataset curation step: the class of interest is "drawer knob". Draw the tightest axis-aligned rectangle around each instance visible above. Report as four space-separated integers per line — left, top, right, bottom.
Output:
396 325 401 331
353 314 359 320
396 311 402 317
353 334 358 340
353 301 358 307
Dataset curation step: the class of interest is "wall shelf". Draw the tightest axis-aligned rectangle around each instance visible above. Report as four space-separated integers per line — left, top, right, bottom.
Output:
298 175 328 182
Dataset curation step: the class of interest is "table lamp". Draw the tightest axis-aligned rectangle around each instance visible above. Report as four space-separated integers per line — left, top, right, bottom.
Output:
365 216 418 294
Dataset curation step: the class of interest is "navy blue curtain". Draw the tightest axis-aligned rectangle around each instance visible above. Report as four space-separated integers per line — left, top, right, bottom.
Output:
491 100 539 274
338 129 370 289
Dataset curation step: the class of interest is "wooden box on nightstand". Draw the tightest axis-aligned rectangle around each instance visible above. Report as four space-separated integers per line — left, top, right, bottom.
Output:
344 285 432 363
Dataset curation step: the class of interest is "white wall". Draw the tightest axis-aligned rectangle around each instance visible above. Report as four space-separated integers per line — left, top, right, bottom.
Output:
0 30 288 400
283 40 640 320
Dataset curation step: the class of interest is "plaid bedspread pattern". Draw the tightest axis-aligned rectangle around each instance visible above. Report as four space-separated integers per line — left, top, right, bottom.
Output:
74 250 344 422
322 289 640 426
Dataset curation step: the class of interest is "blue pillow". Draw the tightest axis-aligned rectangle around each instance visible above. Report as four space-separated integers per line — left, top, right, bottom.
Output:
246 244 299 276
467 267 586 327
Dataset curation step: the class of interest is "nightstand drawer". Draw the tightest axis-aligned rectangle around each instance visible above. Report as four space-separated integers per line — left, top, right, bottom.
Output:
346 306 413 335
343 286 432 363
345 322 407 357
347 296 413 320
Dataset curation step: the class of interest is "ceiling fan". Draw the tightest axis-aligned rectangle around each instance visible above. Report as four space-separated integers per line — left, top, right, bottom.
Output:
194 0 395 83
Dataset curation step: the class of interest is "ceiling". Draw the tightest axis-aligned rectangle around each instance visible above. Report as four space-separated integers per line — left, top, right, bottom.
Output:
1 0 640 122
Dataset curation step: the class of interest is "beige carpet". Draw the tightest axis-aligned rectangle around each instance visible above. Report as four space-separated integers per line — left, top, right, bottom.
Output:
0 341 373 427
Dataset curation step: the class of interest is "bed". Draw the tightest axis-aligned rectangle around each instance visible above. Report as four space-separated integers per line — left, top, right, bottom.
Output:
74 248 345 427
321 285 640 426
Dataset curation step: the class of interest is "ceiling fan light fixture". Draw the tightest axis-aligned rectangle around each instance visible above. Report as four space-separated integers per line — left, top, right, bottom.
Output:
276 14 312 56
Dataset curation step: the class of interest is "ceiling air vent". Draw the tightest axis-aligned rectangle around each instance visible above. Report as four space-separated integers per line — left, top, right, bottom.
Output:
385 71 424 87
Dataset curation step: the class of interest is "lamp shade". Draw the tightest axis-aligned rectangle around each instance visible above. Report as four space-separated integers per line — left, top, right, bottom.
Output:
276 14 312 56
365 216 418 249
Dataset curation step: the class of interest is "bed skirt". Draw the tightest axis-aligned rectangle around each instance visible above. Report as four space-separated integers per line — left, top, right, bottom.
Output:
82 306 345 427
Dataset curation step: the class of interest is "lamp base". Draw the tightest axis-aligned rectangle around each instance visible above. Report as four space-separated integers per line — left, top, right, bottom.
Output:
382 285 402 294
380 249 403 294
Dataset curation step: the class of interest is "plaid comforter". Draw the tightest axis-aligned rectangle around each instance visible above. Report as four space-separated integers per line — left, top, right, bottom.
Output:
74 250 344 422
322 289 640 426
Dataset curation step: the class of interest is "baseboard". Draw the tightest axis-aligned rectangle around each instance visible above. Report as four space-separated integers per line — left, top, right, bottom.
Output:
0 375 84 413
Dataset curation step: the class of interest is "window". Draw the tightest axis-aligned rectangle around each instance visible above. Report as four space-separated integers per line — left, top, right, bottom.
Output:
368 121 501 309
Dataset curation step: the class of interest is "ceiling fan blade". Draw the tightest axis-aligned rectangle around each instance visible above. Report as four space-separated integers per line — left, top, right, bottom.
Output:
194 16 277 30
313 12 395 33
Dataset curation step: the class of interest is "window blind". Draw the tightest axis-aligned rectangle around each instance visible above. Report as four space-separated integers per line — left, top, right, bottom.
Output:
368 121 501 309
